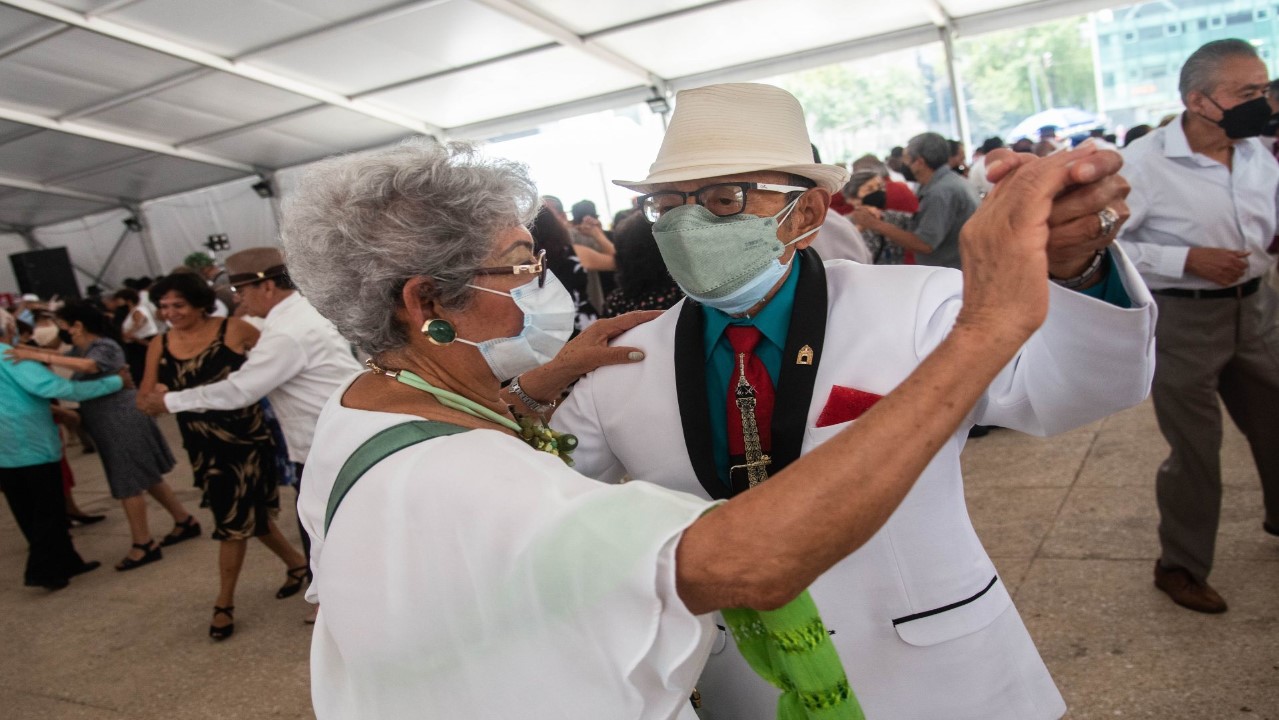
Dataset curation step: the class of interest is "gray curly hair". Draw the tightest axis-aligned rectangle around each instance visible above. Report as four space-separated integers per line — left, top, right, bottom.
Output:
280 139 540 355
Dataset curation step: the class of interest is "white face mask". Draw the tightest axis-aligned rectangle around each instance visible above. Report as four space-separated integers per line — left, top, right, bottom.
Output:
32 325 60 347
460 271 576 381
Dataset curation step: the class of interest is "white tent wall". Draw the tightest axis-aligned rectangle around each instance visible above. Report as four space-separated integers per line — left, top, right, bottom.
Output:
140 176 280 273
0 232 30 296
33 207 134 293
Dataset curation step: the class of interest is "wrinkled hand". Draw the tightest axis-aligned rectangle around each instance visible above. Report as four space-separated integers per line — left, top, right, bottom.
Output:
581 216 602 232
850 206 881 230
136 384 169 415
985 143 1130 277
1186 248 1250 286
4 346 41 364
960 144 1108 341
555 311 662 377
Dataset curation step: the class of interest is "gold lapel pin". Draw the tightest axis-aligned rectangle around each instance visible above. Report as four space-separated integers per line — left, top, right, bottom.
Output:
796 345 814 366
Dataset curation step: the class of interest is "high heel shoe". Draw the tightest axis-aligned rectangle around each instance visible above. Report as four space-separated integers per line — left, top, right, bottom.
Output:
160 515 201 547
114 541 162 571
66 512 106 527
276 565 311 599
209 606 235 640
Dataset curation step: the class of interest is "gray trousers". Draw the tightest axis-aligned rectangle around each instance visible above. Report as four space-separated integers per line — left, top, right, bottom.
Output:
1152 284 1279 582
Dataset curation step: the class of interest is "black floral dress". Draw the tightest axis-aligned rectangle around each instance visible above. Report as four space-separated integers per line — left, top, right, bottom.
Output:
158 319 279 540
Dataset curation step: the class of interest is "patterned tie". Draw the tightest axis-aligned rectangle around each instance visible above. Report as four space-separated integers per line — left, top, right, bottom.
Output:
725 325 775 491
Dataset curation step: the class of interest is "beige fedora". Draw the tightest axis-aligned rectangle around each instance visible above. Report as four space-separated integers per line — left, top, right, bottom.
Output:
615 83 849 194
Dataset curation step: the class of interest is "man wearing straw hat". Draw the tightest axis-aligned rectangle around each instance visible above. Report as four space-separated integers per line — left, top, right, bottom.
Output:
541 83 1157 719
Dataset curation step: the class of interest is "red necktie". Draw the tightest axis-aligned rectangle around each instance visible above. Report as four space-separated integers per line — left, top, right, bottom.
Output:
725 325 774 459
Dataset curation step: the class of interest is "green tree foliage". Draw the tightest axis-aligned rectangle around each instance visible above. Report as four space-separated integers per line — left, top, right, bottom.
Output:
959 17 1098 140
777 64 928 133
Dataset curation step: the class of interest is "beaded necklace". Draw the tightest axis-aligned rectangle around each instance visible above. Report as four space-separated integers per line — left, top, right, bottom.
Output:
365 360 577 466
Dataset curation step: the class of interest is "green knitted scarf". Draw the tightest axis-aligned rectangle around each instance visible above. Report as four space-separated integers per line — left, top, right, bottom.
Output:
720 590 864 720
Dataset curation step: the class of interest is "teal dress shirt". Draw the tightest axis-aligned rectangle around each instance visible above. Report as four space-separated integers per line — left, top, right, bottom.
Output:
702 263 800 487
0 343 123 468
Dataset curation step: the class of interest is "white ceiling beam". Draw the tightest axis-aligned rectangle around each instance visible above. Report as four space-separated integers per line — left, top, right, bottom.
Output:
581 0 748 41
472 0 664 86
0 103 257 173
447 86 654 141
0 0 442 136
0 173 124 205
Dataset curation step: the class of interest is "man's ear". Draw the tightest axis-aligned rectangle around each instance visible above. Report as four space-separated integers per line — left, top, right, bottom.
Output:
1186 90 1213 119
784 188 830 249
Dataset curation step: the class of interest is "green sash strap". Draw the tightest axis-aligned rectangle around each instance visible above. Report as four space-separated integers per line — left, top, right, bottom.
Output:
325 421 862 720
324 421 470 534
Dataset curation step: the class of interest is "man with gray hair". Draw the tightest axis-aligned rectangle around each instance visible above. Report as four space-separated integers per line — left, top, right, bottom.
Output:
1117 38 1279 614
855 132 978 268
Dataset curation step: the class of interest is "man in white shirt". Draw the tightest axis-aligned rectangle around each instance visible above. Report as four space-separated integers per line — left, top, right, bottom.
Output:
139 247 362 599
1116 38 1279 614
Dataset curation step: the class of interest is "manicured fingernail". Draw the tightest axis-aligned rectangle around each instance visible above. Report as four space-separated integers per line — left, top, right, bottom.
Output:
1075 162 1097 181
628 351 644 361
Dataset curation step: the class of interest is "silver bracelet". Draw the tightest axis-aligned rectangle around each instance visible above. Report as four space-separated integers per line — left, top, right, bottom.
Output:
1050 249 1107 290
508 376 556 414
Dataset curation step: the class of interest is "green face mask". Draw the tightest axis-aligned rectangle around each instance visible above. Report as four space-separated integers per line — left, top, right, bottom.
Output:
652 199 817 314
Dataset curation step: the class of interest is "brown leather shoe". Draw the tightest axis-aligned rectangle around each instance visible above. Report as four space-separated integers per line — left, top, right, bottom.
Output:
1153 562 1227 614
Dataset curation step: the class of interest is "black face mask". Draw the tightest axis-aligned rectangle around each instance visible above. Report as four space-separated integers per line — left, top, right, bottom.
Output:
861 189 888 209
899 163 916 183
1263 112 1279 137
1206 95 1273 139
57 329 73 345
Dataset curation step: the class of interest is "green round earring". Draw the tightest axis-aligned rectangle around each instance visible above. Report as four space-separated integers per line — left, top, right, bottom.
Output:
422 318 456 346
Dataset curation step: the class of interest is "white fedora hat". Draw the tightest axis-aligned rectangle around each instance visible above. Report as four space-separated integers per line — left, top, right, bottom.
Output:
615 83 849 194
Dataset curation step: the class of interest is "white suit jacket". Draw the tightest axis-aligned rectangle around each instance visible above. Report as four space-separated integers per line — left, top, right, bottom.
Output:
553 250 1156 720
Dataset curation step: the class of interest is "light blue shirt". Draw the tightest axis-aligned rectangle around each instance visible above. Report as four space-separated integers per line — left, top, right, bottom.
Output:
1117 113 1279 290
0 342 123 468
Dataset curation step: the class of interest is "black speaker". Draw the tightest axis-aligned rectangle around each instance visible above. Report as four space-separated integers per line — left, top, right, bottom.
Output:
10 248 81 301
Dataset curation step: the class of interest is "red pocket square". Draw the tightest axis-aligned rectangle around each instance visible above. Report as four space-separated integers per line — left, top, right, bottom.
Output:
816 386 884 428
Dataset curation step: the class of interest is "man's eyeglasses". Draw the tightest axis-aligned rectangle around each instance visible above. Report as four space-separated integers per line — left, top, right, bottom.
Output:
472 249 547 288
230 280 263 294
638 182 811 223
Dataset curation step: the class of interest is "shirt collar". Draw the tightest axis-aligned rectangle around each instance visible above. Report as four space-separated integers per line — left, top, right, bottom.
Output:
263 290 300 323
1163 111 1258 163
701 260 800 360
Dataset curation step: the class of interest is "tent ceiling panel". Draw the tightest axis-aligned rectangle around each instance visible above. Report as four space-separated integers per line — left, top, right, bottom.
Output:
56 154 247 201
366 45 643 128
593 0 932 79
45 0 126 11
522 0 720 36
0 129 144 185
96 0 413 58
0 118 39 144
0 188 117 227
2 26 197 105
77 73 320 145
0 5 58 49
186 106 415 168
248 0 555 96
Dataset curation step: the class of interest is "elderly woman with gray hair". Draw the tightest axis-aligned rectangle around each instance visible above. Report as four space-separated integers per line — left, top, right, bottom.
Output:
284 138 1090 719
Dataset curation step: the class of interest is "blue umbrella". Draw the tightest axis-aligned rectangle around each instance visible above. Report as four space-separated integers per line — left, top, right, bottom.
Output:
1008 107 1100 141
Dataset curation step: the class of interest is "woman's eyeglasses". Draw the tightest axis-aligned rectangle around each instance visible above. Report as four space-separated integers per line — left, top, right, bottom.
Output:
472 249 547 288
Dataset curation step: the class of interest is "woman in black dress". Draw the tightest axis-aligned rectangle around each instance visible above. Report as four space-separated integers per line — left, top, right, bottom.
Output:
531 204 596 333
138 273 307 640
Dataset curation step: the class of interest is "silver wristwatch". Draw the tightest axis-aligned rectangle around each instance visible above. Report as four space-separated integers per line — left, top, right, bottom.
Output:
509 376 556 414
1050 249 1108 290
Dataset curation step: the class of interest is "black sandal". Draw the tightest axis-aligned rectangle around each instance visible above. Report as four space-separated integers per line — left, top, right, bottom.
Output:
276 565 311 599
115 541 162 572
160 515 202 547
209 606 235 641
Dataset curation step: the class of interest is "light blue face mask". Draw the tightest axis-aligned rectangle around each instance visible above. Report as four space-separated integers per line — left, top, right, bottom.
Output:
459 271 575 381
651 197 818 315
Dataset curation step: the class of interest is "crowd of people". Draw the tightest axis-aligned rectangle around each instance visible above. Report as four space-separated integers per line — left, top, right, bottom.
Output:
0 35 1276 720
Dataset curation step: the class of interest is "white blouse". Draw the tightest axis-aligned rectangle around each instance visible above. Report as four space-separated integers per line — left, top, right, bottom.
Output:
122 303 159 340
299 380 717 720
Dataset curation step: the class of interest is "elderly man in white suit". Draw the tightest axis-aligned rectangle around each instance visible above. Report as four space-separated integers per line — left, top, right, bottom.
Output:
514 84 1155 720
